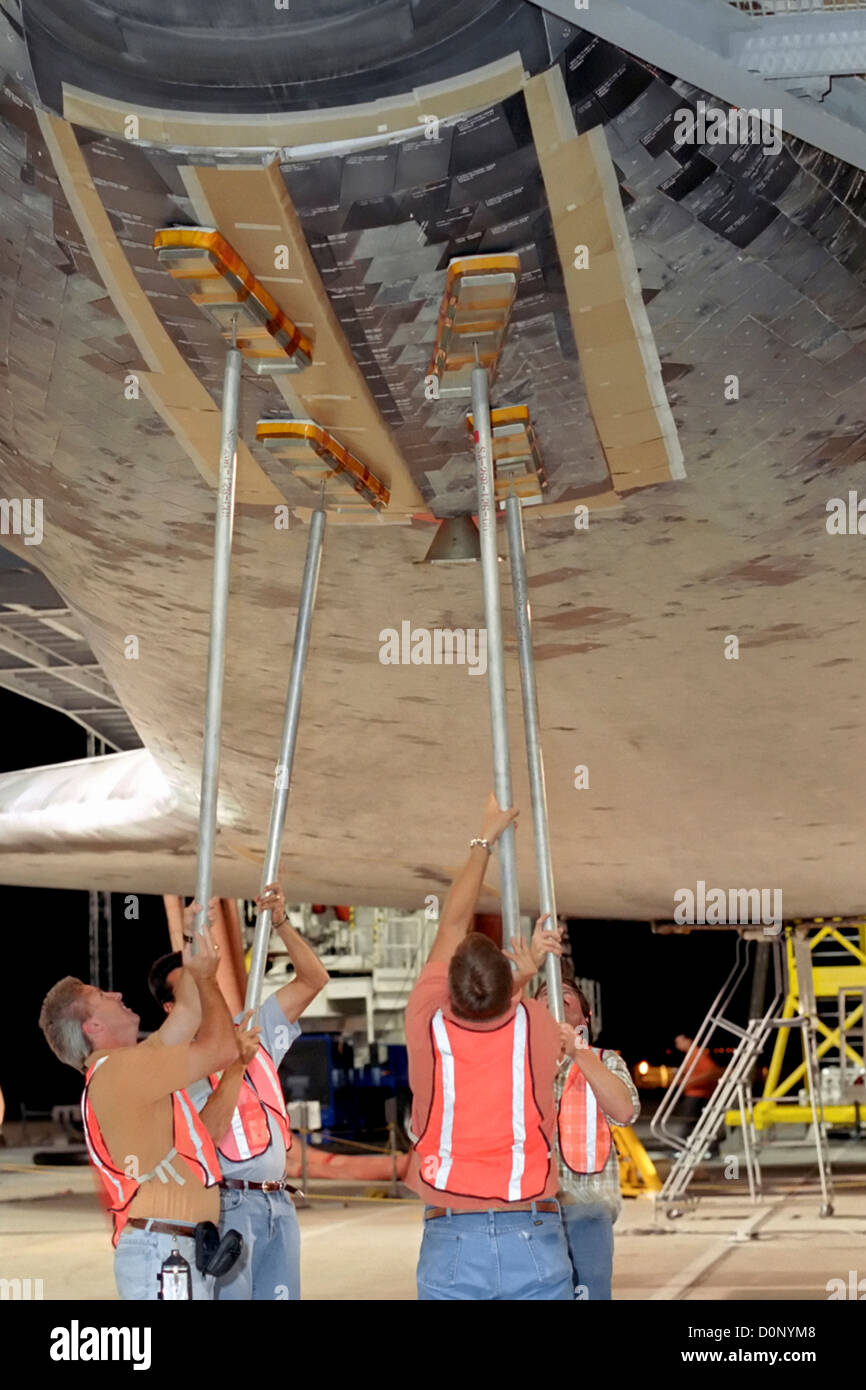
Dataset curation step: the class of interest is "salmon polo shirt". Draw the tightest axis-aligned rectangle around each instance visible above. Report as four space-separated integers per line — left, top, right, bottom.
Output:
405 961 562 1211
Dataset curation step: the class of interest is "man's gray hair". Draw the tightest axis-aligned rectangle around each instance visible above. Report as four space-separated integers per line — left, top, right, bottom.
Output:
39 976 93 1073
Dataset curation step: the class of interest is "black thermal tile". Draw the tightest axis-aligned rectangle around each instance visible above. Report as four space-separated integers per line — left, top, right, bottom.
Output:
343 195 406 231
500 92 534 150
449 105 520 176
448 144 538 210
658 153 715 202
693 180 779 250
394 128 454 192
477 170 545 227
843 170 866 218
341 148 398 204
398 180 451 228
797 189 843 239
282 156 344 211
595 59 654 120
571 93 607 135
642 107 693 165
562 34 630 104
297 205 348 237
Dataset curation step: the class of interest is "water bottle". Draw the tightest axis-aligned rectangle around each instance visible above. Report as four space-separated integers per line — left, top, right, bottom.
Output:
158 1243 192 1300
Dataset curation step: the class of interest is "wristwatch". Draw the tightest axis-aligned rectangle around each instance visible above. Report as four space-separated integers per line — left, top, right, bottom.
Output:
469 837 492 853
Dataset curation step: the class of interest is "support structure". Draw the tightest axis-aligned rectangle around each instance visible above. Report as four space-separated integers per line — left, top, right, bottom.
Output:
470 361 520 944
193 344 241 935
153 225 314 943
504 491 563 1021
654 930 835 1218
244 505 327 1017
86 731 114 989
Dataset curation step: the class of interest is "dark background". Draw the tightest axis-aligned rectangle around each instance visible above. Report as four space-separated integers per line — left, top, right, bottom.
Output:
0 687 172 1117
0 687 741 1118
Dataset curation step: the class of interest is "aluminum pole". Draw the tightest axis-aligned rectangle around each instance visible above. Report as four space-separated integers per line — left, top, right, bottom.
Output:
244 504 326 1017
505 492 563 1022
193 345 241 937
470 362 520 943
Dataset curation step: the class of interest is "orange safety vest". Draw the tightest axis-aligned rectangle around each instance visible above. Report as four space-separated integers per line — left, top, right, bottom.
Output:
207 1044 292 1163
415 1004 550 1202
81 1055 221 1246
557 1049 613 1175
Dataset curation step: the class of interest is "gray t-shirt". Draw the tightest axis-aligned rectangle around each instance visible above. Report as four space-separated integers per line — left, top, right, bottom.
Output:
188 994 300 1183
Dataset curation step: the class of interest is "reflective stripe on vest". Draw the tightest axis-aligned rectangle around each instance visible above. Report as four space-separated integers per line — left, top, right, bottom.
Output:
415 1004 550 1203
81 1055 221 1246
557 1049 613 1175
208 1044 291 1164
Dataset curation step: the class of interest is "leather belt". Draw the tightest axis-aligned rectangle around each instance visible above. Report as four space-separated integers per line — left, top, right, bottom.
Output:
219 1178 296 1193
127 1218 197 1239
425 1199 560 1221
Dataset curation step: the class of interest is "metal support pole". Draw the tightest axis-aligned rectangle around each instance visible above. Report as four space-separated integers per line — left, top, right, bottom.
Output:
88 887 99 989
385 1096 400 1199
504 492 564 1023
470 362 520 944
244 505 326 1017
193 345 241 936
104 890 114 994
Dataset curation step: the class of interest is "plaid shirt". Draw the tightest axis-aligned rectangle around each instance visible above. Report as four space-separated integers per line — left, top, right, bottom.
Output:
554 1048 640 1222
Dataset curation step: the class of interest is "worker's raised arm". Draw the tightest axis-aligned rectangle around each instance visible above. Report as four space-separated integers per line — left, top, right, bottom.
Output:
426 793 519 966
155 967 201 1045
560 1028 637 1125
179 910 239 1084
155 900 213 1046
199 1012 261 1143
254 885 329 1024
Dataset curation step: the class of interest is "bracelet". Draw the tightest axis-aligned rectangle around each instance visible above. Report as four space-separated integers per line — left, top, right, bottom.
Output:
469 837 492 854
272 912 286 928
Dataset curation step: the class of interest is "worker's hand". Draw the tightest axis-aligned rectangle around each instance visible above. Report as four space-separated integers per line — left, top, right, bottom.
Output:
479 792 519 845
182 900 221 980
502 934 536 985
558 1022 579 1062
558 1021 590 1062
255 882 286 928
529 914 564 969
235 1011 261 1066
182 896 218 938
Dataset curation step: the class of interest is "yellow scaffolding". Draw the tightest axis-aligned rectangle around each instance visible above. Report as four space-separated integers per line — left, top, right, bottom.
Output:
726 920 866 1130
613 1125 662 1195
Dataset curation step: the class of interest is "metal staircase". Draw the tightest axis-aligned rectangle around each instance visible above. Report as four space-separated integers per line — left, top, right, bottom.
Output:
652 930 834 1217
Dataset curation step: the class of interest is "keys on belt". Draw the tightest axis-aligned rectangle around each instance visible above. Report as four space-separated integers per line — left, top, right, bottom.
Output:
425 1199 560 1220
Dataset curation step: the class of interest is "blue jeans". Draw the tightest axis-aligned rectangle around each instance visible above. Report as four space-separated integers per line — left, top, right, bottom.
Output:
214 1187 300 1301
417 1204 573 1301
114 1224 214 1301
562 1204 614 1300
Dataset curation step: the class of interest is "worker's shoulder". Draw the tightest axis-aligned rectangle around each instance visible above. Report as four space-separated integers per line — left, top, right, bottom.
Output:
405 961 449 1027
87 1042 151 1093
600 1047 634 1079
100 1033 183 1074
408 960 448 999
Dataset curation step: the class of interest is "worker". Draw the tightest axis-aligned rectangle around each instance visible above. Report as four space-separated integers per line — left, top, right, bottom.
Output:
147 882 329 1300
537 965 639 1300
674 1033 723 1151
38 901 236 1299
406 791 573 1301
